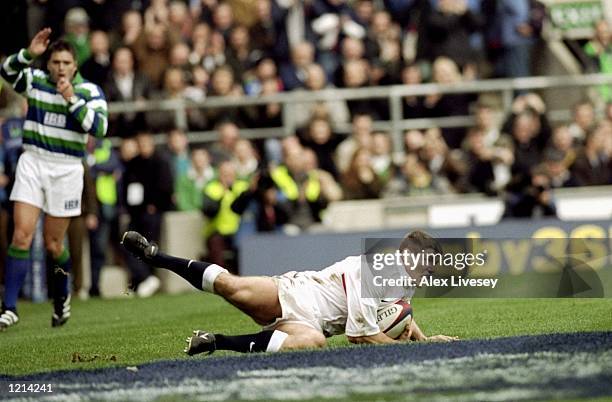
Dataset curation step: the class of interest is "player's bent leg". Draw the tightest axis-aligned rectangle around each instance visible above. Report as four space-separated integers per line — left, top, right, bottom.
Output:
274 323 327 351
43 215 73 328
213 274 282 325
1 202 41 331
184 323 325 356
121 231 282 325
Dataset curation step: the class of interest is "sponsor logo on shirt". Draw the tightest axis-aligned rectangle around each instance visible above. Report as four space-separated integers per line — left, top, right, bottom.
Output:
43 112 67 128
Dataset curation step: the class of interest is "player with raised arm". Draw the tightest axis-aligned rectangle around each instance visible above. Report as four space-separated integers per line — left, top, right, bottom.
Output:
121 230 457 355
0 28 108 331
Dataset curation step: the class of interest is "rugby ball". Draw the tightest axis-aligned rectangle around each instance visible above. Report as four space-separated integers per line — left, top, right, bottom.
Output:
377 300 412 339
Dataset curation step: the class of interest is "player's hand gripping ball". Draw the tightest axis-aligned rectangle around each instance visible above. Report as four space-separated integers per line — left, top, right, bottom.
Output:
376 299 412 339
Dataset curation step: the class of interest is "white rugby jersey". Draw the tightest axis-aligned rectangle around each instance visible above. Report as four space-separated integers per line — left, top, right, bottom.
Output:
292 256 415 337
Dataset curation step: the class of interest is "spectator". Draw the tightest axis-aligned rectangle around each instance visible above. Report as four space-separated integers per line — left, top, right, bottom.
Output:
404 129 425 155
568 100 596 143
105 47 153 137
424 56 474 148
122 132 174 297
206 66 252 128
231 172 292 233
371 131 394 185
401 63 426 120
571 123 611 186
189 22 211 65
166 128 191 181
289 63 349 129
387 153 436 197
280 41 315 90
299 117 342 179
310 0 366 77
213 2 235 39
210 120 241 164
342 59 387 118
169 42 192 72
369 10 403 85
63 7 91 66
541 148 576 189
175 147 214 211
253 78 283 129
303 148 343 202
234 139 260 180
342 147 384 199
202 160 249 272
505 166 557 218
250 0 290 61
87 138 122 298
547 125 577 169
67 162 98 300
583 20 612 101
145 0 171 28
111 9 143 48
80 31 111 87
336 113 373 173
463 127 497 194
226 25 263 79
270 141 329 229
419 128 466 193
132 23 174 87
496 0 536 78
509 110 542 176
422 0 484 69
474 99 502 146
244 57 281 97
168 0 194 41
202 31 228 73
147 67 206 130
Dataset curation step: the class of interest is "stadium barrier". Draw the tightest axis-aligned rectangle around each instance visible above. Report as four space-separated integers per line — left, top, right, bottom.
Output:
106 73 612 155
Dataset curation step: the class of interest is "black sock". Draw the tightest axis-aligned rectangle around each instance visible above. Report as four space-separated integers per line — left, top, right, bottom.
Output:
149 252 211 291
214 331 278 353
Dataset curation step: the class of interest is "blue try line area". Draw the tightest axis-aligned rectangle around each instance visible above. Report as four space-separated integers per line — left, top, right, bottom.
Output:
2 331 611 401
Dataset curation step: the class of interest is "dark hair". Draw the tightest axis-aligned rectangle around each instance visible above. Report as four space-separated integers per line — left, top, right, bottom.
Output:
47 40 77 60
400 230 443 255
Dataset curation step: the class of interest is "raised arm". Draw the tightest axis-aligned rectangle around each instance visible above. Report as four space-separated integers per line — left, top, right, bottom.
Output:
0 28 51 93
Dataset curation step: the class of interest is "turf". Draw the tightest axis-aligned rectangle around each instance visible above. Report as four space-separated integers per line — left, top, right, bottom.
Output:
0 293 611 376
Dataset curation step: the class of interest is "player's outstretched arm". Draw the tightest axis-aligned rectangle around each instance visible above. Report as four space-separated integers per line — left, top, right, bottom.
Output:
0 28 50 93
347 332 398 345
399 319 458 343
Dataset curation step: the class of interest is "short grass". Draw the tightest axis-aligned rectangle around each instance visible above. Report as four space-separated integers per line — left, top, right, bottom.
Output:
1 293 611 376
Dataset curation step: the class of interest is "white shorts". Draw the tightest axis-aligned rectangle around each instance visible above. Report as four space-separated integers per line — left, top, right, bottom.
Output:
263 272 324 333
10 151 84 217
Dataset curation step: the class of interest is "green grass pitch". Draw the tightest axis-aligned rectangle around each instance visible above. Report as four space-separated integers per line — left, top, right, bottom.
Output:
1 293 611 376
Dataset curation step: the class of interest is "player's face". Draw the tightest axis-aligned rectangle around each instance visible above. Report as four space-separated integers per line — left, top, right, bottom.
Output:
47 50 77 83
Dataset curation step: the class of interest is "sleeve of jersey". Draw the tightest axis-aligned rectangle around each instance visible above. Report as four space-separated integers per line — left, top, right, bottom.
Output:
344 269 382 337
0 49 34 94
68 86 108 138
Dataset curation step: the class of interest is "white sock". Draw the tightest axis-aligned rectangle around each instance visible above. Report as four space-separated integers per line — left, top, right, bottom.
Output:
201 264 229 293
266 330 289 352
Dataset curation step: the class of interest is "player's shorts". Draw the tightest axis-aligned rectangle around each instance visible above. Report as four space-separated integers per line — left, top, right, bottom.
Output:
262 271 324 333
10 151 84 217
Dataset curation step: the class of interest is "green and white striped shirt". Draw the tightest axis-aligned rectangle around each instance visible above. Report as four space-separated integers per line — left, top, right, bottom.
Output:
0 48 108 160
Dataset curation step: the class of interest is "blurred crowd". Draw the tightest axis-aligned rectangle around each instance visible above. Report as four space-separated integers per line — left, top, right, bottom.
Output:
0 0 611 296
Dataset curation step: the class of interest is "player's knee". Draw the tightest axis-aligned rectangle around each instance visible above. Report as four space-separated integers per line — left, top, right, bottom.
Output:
213 272 240 297
11 228 34 249
44 238 63 258
282 332 326 350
